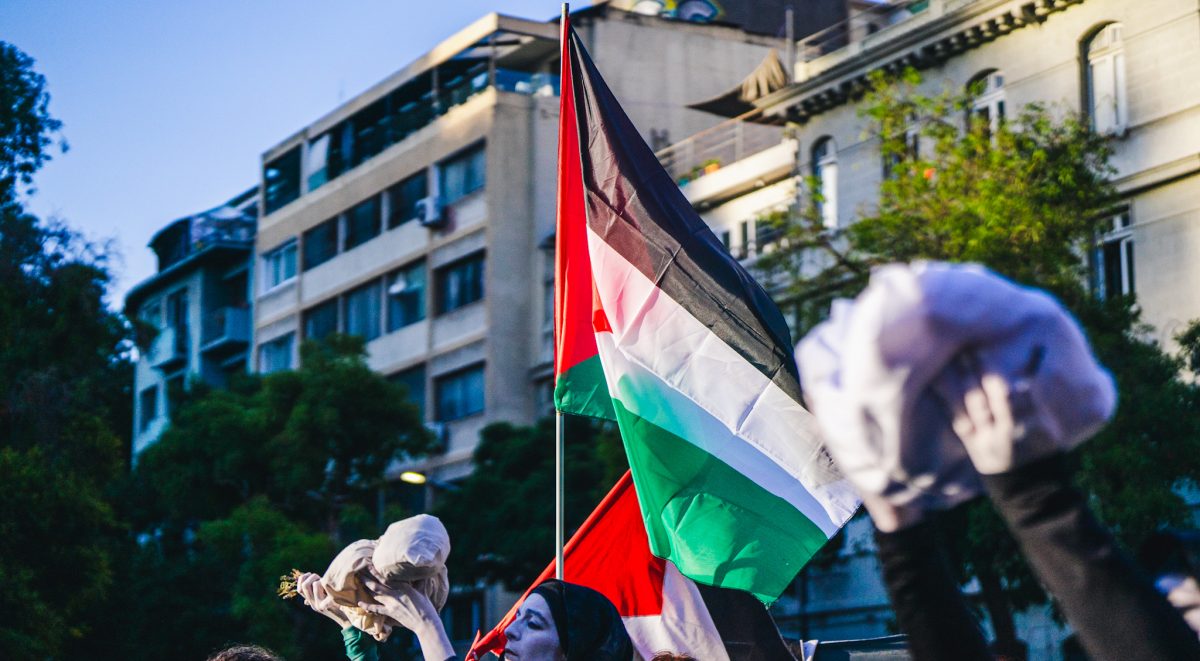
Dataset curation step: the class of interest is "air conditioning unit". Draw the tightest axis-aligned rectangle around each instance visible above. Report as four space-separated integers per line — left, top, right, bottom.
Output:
415 196 445 229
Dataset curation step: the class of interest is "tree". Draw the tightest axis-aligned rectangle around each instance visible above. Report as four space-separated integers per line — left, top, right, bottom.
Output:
758 69 1200 654
125 336 435 660
435 416 627 591
0 41 133 661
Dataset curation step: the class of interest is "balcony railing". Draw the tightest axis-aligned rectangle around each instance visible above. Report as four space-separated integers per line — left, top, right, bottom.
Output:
201 306 251 356
796 0 931 63
150 326 189 371
655 109 785 185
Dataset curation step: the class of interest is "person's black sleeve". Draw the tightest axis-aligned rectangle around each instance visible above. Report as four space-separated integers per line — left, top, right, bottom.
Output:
874 520 993 661
982 454 1200 661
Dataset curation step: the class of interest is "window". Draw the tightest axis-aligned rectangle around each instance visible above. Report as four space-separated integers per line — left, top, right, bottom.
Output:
969 70 1006 136
305 133 331 192
303 217 339 271
812 137 838 229
737 220 750 259
387 260 427 331
304 298 339 341
344 280 383 342
435 252 485 314
883 124 920 179
435 364 485 421
439 144 486 205
388 171 429 229
165 374 186 416
390 364 427 419
720 230 731 252
344 196 381 251
263 240 298 289
166 288 189 354
264 146 302 215
140 299 162 328
139 385 158 432
1085 23 1127 135
1093 210 1134 299
259 333 295 373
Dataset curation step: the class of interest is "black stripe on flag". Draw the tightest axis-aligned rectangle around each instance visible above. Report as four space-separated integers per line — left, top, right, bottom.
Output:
565 27 805 407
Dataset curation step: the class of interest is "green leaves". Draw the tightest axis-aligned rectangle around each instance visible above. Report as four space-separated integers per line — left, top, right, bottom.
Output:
760 69 1200 633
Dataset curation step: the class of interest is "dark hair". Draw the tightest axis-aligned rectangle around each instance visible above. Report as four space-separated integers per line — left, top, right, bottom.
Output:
206 644 284 661
651 653 696 661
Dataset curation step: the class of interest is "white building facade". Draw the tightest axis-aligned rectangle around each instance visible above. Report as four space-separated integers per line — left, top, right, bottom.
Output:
663 0 1200 656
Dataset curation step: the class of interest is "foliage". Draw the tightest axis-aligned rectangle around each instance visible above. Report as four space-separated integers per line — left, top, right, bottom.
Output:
0 41 63 203
0 41 131 661
436 416 627 591
758 69 1200 644
124 336 434 660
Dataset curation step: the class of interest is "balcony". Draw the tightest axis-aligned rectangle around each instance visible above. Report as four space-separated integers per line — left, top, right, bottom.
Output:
149 326 189 371
200 307 251 357
656 110 787 199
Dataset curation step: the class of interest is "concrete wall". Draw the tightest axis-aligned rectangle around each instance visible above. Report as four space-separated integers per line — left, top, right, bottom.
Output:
578 12 783 147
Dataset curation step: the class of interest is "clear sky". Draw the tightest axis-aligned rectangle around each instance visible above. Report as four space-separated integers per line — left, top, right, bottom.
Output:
1 1 587 308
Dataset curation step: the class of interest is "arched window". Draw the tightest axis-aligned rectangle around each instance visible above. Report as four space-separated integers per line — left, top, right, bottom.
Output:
812 137 838 229
968 69 1006 135
1084 23 1127 134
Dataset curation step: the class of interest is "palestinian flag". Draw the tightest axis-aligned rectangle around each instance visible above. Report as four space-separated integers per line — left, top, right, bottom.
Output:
553 15 859 603
466 472 795 661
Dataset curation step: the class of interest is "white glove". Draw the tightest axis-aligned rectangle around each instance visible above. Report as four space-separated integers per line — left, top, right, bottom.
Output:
359 577 456 661
297 572 352 629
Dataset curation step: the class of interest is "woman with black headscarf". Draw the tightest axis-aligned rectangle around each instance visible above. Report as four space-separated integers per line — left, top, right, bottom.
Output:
503 579 632 661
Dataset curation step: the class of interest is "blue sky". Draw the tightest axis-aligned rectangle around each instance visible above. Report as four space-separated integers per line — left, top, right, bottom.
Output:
1 1 584 307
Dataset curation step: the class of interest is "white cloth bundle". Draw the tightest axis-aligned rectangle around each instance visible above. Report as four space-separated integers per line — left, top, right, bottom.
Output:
797 261 1116 510
318 514 451 641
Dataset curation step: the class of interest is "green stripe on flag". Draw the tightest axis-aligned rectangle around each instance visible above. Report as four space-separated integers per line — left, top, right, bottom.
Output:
554 354 616 420
612 399 829 604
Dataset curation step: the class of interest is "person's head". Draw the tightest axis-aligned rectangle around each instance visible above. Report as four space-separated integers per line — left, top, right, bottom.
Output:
650 654 696 661
503 579 632 661
206 645 283 661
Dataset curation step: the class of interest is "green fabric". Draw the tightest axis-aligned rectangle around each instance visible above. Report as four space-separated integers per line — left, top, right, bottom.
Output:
341 626 379 661
554 354 616 420
612 398 830 604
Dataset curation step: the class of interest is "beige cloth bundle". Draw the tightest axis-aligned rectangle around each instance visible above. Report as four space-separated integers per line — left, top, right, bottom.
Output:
318 514 451 641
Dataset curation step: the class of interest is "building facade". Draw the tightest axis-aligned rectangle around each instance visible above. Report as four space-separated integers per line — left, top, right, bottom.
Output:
662 0 1200 656
125 188 258 456
250 8 787 491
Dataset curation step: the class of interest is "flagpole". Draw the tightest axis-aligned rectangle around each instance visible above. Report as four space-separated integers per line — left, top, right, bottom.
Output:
556 1 569 582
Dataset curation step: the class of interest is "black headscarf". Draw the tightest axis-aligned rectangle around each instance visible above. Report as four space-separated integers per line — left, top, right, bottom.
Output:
529 579 633 661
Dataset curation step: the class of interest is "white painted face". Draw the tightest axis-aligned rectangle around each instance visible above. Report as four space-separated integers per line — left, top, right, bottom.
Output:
503 593 566 661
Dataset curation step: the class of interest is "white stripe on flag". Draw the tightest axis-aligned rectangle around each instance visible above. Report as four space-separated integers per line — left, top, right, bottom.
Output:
622 563 730 661
586 228 858 527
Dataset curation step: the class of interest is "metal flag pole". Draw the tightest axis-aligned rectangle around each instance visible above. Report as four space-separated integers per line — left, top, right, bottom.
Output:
556 1 570 582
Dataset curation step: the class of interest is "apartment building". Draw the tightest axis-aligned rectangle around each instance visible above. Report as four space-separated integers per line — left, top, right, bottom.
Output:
125 188 258 456
250 7 793 495
661 0 1200 655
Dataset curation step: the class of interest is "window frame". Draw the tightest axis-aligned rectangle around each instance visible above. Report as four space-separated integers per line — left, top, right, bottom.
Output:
1083 23 1128 136
433 363 486 422
387 260 428 332
812 137 839 230
438 143 487 206
262 239 299 291
302 217 341 271
434 251 486 315
343 279 384 342
258 332 295 374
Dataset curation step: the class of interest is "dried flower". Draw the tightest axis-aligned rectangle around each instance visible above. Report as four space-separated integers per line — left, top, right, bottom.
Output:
278 569 303 600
